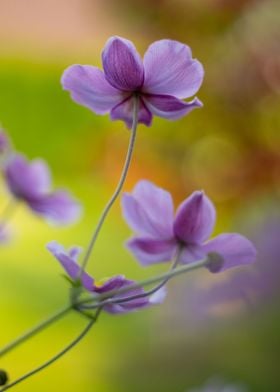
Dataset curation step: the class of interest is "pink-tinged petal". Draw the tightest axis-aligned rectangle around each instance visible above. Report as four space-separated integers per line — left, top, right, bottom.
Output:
202 233 257 272
174 191 216 245
143 95 202 120
127 237 177 266
4 154 51 200
179 244 205 264
143 39 204 98
110 96 152 128
61 65 124 114
122 180 174 238
28 191 82 226
102 36 144 91
47 241 94 291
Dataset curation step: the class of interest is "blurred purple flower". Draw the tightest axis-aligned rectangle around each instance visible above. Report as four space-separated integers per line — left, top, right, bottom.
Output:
122 180 256 272
4 154 82 225
47 241 166 314
193 215 280 315
0 224 10 244
61 36 204 128
0 130 10 154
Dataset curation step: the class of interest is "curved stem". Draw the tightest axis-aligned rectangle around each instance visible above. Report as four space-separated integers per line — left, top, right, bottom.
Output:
109 246 183 305
0 305 72 358
80 95 139 274
79 256 208 310
0 255 207 359
0 308 102 391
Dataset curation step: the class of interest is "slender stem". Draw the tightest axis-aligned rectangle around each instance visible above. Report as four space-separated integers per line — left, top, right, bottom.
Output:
0 255 207 359
110 245 183 305
79 256 208 309
0 305 72 358
0 308 102 392
80 95 139 274
81 246 184 310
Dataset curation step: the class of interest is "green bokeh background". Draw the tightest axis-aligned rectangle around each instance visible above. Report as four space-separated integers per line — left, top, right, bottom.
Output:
0 0 279 391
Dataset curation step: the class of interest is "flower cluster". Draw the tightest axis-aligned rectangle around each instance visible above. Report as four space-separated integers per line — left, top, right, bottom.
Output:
0 36 257 390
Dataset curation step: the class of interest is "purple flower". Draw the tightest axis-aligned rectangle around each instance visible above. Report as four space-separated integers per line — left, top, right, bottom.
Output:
4 153 82 225
61 36 204 128
122 180 256 272
47 241 166 314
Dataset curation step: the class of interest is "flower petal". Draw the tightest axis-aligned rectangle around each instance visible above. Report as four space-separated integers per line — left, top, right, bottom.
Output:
149 286 167 304
110 96 152 128
143 95 202 120
61 65 124 114
94 276 150 314
127 237 177 266
174 191 216 245
5 154 51 200
143 39 204 98
28 191 82 226
179 244 205 264
102 36 144 91
47 241 94 290
122 180 174 238
202 233 257 272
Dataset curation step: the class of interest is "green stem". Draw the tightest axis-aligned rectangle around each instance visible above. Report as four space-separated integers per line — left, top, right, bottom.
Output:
0 305 72 358
80 95 139 274
0 256 208 359
79 256 208 308
81 246 184 310
0 308 102 391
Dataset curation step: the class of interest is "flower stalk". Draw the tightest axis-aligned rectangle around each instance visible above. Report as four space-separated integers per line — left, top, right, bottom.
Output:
80 94 139 274
0 308 102 392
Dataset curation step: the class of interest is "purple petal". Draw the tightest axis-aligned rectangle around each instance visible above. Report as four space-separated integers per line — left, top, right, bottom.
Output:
94 275 127 294
28 190 82 226
174 191 216 245
47 241 94 291
110 96 152 128
127 237 177 266
61 65 124 114
149 286 167 304
202 233 257 272
143 39 204 98
122 180 174 238
143 95 202 120
102 36 144 91
69 246 83 262
179 244 205 264
95 276 150 314
5 154 51 200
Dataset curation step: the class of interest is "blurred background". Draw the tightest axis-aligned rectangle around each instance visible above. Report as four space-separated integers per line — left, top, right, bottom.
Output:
0 0 279 391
